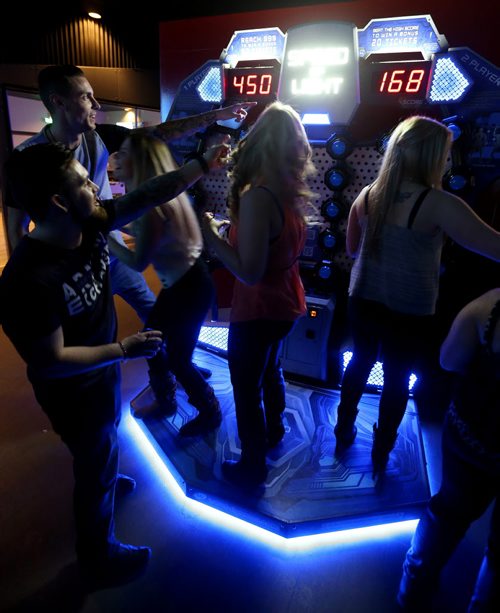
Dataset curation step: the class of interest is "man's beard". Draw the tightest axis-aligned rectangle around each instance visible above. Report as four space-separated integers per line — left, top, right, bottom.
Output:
81 200 108 230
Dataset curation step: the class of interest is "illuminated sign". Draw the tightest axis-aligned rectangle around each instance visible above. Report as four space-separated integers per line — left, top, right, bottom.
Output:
167 60 224 160
286 47 348 95
358 15 446 59
278 22 360 132
223 27 286 67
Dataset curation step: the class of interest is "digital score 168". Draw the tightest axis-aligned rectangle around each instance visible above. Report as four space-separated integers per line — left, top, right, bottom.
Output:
364 60 432 104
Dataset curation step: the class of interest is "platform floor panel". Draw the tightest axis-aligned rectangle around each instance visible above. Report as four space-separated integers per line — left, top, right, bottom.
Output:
131 348 430 537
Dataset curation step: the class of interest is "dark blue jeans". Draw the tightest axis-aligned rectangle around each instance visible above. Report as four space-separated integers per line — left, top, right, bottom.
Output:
400 419 500 606
146 258 215 408
32 364 121 559
228 319 294 462
339 296 432 435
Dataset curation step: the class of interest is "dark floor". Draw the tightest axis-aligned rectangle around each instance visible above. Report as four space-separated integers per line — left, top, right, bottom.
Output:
0 270 493 613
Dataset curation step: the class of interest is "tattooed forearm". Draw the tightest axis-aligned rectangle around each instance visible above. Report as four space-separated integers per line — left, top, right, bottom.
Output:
112 170 189 228
144 111 219 142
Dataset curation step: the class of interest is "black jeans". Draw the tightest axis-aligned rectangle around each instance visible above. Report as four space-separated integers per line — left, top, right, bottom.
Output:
228 319 294 462
339 296 432 435
146 258 215 407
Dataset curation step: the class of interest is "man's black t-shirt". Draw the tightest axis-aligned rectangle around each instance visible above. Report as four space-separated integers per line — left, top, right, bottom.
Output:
0 201 117 394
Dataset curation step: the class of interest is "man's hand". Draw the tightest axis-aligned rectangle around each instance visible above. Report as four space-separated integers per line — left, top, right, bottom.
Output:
216 102 257 123
119 329 163 360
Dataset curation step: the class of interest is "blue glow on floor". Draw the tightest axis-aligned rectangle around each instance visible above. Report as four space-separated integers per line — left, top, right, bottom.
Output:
124 412 418 551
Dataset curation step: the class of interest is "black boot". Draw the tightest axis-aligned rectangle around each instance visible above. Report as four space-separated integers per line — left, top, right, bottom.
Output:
371 422 397 477
134 371 177 418
334 406 359 457
397 508 444 610
179 387 222 437
222 453 268 487
79 542 151 591
195 364 212 380
266 412 286 448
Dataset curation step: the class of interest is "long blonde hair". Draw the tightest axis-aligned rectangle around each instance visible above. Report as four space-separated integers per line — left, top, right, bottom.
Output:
367 115 452 254
123 132 192 212
228 101 316 221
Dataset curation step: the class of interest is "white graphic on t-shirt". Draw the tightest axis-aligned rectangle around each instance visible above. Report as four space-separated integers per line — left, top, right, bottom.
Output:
62 236 110 316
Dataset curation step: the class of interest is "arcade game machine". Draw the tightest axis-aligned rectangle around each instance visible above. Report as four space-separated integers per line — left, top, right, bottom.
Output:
130 15 500 538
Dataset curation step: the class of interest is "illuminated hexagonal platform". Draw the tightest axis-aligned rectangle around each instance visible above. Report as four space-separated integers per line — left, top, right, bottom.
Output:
131 348 430 537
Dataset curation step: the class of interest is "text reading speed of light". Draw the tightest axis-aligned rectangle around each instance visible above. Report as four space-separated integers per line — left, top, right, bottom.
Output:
287 47 349 95
279 22 360 129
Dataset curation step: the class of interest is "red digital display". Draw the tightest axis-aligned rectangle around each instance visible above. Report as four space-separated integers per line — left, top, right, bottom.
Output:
378 68 427 93
367 61 431 103
223 65 280 102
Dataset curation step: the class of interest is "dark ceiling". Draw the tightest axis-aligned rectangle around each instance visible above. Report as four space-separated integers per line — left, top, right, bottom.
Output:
1 1 341 69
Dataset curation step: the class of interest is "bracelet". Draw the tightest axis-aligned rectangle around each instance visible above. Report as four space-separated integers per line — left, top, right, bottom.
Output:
118 340 128 360
186 151 210 175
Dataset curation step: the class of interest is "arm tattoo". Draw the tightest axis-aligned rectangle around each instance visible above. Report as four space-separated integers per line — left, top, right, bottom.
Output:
148 111 218 142
113 170 189 226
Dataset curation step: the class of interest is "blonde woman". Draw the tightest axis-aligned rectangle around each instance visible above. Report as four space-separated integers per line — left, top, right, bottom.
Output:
334 115 500 476
109 133 221 436
203 101 316 486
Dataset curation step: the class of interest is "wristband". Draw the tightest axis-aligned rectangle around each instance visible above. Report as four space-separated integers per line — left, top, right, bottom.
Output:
118 340 129 360
185 151 210 175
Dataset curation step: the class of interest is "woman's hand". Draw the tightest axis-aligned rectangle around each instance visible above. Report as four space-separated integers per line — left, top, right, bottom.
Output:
202 212 230 240
203 137 231 170
203 211 230 231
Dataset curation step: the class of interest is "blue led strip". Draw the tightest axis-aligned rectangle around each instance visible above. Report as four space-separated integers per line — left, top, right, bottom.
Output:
125 413 418 549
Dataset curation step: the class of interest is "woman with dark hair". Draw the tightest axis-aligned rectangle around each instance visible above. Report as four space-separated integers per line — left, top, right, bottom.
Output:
398 288 500 610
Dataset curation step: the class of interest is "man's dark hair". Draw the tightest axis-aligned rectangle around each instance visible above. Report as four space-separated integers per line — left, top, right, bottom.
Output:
5 143 75 222
38 65 85 112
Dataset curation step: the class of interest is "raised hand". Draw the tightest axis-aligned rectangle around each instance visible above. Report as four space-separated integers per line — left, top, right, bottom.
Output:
216 102 258 123
203 136 231 170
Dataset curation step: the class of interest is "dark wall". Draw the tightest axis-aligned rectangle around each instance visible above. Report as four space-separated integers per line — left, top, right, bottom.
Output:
0 65 160 110
159 0 500 118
